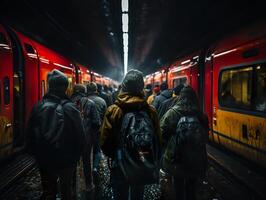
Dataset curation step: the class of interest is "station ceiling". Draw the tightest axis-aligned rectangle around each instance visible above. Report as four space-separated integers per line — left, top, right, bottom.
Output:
1 0 265 80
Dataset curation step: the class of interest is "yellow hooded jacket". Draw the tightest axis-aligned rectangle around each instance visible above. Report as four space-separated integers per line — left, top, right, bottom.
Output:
100 92 162 158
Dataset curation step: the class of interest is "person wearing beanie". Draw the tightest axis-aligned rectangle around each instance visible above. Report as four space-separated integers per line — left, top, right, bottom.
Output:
71 83 101 193
100 69 162 200
97 83 112 107
87 82 107 122
86 82 107 186
26 69 85 199
152 81 173 110
158 84 184 119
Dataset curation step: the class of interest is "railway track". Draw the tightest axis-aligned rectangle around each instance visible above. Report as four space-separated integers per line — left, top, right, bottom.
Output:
0 154 36 196
207 144 266 200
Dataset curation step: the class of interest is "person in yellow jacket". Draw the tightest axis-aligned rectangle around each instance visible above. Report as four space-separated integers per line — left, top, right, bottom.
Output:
100 69 161 200
147 85 160 105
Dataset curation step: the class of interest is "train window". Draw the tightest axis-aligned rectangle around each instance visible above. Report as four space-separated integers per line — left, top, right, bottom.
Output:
173 77 187 88
220 67 252 109
255 64 266 112
0 32 8 44
24 43 35 54
3 77 10 105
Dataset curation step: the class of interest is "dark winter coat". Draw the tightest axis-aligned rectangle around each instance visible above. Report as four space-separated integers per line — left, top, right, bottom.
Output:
88 94 107 122
99 92 113 107
26 93 85 171
71 93 101 135
152 89 173 110
158 96 179 119
100 92 162 158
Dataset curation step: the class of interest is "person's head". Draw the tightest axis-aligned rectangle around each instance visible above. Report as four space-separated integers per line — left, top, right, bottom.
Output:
121 69 144 95
47 69 69 96
160 82 168 91
176 85 199 111
153 85 160 94
87 82 98 94
97 83 103 93
73 84 86 95
103 85 108 92
173 84 184 96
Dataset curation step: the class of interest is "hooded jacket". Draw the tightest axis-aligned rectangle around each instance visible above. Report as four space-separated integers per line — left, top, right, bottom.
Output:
152 89 173 110
71 92 101 135
26 93 85 170
160 86 208 147
100 92 162 158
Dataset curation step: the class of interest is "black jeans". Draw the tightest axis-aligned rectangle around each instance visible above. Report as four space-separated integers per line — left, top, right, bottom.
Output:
110 167 144 200
174 177 197 200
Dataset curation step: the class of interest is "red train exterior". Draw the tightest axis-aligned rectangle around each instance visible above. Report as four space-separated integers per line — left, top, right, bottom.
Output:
145 21 266 168
0 24 117 160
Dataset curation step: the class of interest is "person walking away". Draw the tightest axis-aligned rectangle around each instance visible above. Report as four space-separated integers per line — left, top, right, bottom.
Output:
86 82 107 183
100 69 162 200
87 82 107 122
147 85 160 105
112 85 121 102
97 84 112 106
158 84 184 119
26 69 85 200
152 82 172 110
71 84 101 193
160 86 208 200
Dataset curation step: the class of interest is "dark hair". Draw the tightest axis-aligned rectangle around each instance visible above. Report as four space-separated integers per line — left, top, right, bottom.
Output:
121 69 144 94
173 84 184 95
160 82 168 91
175 85 200 111
87 82 97 94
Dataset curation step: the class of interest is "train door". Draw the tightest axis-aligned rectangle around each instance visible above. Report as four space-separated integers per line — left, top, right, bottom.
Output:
6 28 25 148
0 25 14 157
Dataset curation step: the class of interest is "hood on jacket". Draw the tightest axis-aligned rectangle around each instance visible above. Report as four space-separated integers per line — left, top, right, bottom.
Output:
47 69 69 95
174 85 200 112
160 89 173 99
115 92 148 110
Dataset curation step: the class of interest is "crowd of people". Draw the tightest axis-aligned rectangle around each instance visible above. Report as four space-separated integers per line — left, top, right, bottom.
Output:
26 69 208 200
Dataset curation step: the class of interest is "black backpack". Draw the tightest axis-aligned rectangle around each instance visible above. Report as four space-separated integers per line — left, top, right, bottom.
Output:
116 109 159 185
33 98 70 156
163 108 207 178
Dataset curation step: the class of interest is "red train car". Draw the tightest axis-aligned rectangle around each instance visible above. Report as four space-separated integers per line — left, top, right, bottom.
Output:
205 21 266 167
145 21 266 168
0 24 116 160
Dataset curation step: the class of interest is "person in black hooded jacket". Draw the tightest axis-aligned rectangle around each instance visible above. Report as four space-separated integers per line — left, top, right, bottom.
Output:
26 69 85 200
71 84 101 192
152 82 173 111
160 86 208 200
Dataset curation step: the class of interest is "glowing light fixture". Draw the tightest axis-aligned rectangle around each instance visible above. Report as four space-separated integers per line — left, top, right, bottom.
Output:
121 0 129 75
121 0 128 12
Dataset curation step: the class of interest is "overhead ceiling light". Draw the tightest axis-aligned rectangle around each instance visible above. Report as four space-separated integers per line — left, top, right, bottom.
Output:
122 0 129 75
121 0 128 12
123 23 128 33
122 14 128 27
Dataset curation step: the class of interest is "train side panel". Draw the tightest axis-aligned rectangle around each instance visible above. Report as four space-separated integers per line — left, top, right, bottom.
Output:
0 25 14 157
211 33 266 167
